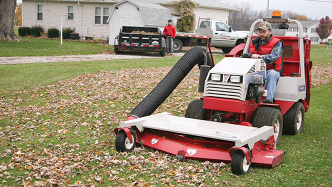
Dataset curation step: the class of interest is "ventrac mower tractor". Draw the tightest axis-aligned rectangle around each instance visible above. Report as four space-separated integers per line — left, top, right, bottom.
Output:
114 11 312 175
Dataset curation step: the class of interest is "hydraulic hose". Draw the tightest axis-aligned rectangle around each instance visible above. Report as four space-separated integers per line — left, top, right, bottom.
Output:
128 47 212 119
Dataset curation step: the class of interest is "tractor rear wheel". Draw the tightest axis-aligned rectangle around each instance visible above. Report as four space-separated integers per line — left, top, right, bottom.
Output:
252 107 283 146
115 128 136 152
185 100 207 120
231 149 251 175
283 102 304 135
221 47 232 54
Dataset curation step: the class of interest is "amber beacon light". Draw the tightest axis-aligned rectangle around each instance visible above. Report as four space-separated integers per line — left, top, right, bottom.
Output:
272 11 282 18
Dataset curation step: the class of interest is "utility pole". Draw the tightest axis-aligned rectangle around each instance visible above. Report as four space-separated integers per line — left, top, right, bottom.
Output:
267 0 270 16
185 0 187 7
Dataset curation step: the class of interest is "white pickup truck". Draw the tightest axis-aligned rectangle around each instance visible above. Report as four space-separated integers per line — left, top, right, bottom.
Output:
173 19 248 53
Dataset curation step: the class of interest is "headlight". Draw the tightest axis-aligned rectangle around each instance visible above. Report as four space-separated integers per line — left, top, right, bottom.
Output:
230 75 242 83
211 74 222 81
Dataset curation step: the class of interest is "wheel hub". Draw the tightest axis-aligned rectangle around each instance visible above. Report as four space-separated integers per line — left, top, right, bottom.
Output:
296 111 302 130
273 119 280 139
124 135 135 149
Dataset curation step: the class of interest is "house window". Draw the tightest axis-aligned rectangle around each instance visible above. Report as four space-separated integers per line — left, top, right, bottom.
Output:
37 4 43 21
293 27 298 32
68 5 74 20
95 6 109 25
303 28 307 33
311 28 316 33
310 37 318 42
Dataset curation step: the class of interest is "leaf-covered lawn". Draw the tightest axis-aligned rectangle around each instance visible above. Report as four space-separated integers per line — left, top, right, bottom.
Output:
1 62 331 186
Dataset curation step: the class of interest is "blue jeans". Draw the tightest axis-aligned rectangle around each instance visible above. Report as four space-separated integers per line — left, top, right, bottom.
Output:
166 37 173 53
266 69 280 101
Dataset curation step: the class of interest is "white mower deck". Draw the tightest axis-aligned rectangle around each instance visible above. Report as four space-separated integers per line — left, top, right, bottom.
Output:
120 112 274 149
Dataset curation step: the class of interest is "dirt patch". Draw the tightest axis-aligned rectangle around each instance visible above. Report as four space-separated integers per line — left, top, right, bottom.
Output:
98 49 115 55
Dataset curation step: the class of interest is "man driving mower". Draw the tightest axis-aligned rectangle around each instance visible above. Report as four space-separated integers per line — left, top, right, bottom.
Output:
249 21 284 104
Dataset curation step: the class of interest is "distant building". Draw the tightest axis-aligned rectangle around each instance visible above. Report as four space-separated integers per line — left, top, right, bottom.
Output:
285 21 332 44
22 0 238 40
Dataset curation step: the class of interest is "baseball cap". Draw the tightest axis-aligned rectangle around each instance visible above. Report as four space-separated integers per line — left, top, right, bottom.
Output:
257 21 272 30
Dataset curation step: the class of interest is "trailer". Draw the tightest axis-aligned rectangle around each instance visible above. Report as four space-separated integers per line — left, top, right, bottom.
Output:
114 26 166 56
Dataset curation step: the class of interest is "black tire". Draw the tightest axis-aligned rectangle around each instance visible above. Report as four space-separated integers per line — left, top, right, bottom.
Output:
252 107 283 146
115 128 136 152
283 102 304 135
185 100 207 120
114 45 120 54
160 48 166 57
235 39 245 46
221 47 232 54
173 39 183 53
231 150 251 175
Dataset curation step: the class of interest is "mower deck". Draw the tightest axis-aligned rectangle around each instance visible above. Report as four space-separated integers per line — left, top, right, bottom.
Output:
119 112 284 167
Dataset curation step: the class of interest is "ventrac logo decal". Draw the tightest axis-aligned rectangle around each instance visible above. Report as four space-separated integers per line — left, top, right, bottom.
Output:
215 131 237 139
298 85 306 92
187 148 197 156
223 74 230 84
151 138 159 145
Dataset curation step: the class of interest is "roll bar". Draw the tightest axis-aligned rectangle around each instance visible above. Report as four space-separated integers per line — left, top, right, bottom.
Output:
243 18 305 78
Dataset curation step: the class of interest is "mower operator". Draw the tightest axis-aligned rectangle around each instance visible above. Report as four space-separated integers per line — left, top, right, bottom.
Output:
163 20 176 54
249 21 283 104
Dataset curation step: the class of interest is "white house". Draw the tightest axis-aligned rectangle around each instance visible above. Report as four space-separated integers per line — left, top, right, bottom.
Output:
22 0 238 40
285 21 332 44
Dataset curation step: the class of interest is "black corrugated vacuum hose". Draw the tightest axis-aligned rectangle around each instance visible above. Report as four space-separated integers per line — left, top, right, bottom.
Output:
128 47 213 119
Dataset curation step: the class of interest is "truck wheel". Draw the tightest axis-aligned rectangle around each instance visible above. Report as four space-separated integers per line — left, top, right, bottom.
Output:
160 48 166 57
235 39 245 46
231 149 251 175
114 45 120 54
221 47 232 54
185 100 207 120
173 39 183 53
115 128 136 152
252 107 283 146
283 102 304 135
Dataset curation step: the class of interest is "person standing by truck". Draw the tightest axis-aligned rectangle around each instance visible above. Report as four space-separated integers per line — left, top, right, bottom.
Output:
163 20 176 54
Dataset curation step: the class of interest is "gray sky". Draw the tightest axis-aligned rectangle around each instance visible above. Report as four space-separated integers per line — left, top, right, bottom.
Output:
17 0 331 20
229 0 331 20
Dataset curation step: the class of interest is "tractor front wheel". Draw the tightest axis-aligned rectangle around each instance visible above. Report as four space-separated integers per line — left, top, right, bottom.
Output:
115 128 136 152
231 149 251 175
185 100 207 120
283 102 304 135
253 107 283 145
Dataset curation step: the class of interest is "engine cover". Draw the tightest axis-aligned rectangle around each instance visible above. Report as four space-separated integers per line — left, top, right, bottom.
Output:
204 57 266 101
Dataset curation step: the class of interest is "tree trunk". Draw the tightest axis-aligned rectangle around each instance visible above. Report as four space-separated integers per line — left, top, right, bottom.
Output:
0 0 20 40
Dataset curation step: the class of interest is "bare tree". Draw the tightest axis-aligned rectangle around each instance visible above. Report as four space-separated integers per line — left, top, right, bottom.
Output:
0 0 20 40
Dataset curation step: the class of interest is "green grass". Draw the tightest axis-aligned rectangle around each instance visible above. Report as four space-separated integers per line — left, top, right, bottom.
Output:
310 44 332 66
0 38 110 57
0 55 224 92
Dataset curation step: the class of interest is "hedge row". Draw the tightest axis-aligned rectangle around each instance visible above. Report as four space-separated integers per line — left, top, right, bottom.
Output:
18 26 74 39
